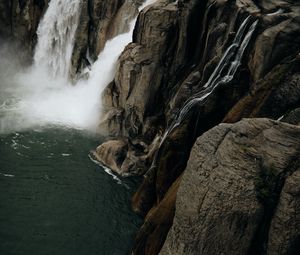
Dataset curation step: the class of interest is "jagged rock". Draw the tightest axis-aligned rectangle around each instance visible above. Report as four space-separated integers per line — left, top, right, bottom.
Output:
224 54 300 123
100 0 300 156
160 118 300 255
101 0 180 138
92 135 162 176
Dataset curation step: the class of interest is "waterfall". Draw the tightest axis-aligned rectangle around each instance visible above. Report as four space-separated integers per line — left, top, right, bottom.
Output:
149 17 258 172
34 0 81 79
84 0 157 83
0 0 156 133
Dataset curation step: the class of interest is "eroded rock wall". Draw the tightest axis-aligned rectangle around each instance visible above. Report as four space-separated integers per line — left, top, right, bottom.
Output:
94 0 300 254
1 0 299 254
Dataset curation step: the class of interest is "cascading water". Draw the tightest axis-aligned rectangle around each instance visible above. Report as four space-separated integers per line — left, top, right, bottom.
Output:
149 16 258 172
0 0 156 134
34 0 81 78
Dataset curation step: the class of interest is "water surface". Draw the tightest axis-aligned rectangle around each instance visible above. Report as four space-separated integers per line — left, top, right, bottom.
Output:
0 128 142 255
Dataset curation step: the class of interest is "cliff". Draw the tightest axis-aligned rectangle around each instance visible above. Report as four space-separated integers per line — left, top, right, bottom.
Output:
1 0 300 254
94 0 300 253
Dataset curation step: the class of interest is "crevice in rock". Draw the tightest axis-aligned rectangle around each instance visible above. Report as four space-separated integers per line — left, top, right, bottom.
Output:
250 148 300 254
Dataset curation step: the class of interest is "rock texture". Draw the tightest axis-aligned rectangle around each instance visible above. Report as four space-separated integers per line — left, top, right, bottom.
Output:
2 0 300 254
161 118 300 255
94 1 300 253
70 0 143 78
281 108 300 125
0 0 49 55
98 0 300 181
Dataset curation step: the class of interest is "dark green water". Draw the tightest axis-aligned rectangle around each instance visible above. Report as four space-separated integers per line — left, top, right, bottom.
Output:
0 128 142 255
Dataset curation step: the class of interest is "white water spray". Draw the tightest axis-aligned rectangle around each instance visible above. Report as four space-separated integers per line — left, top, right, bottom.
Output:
34 0 81 78
0 0 156 134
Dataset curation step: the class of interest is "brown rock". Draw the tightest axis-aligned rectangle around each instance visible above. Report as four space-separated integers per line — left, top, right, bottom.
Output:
224 58 300 123
93 137 155 176
0 0 49 55
267 169 300 255
160 118 300 255
93 139 128 175
70 0 142 78
133 176 182 255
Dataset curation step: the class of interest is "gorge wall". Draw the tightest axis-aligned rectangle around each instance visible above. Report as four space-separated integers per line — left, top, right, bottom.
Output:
96 0 300 253
1 0 300 254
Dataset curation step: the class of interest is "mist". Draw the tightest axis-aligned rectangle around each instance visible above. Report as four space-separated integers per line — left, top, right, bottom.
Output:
0 0 156 135
0 24 136 134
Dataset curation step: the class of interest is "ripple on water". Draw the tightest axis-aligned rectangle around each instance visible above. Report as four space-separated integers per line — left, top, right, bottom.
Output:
0 128 142 255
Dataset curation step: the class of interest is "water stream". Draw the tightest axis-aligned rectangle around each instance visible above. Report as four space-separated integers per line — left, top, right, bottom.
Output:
34 0 81 78
148 16 258 172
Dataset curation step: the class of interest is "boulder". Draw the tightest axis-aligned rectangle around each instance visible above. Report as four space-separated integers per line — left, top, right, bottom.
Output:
160 118 300 255
93 139 128 175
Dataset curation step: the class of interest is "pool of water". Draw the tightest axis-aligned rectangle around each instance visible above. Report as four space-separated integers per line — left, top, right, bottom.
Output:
0 128 142 255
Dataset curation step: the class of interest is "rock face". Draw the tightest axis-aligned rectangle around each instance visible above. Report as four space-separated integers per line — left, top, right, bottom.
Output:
2 0 300 254
101 0 300 141
94 1 300 253
0 0 49 55
98 0 300 182
161 118 300 255
70 0 143 78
